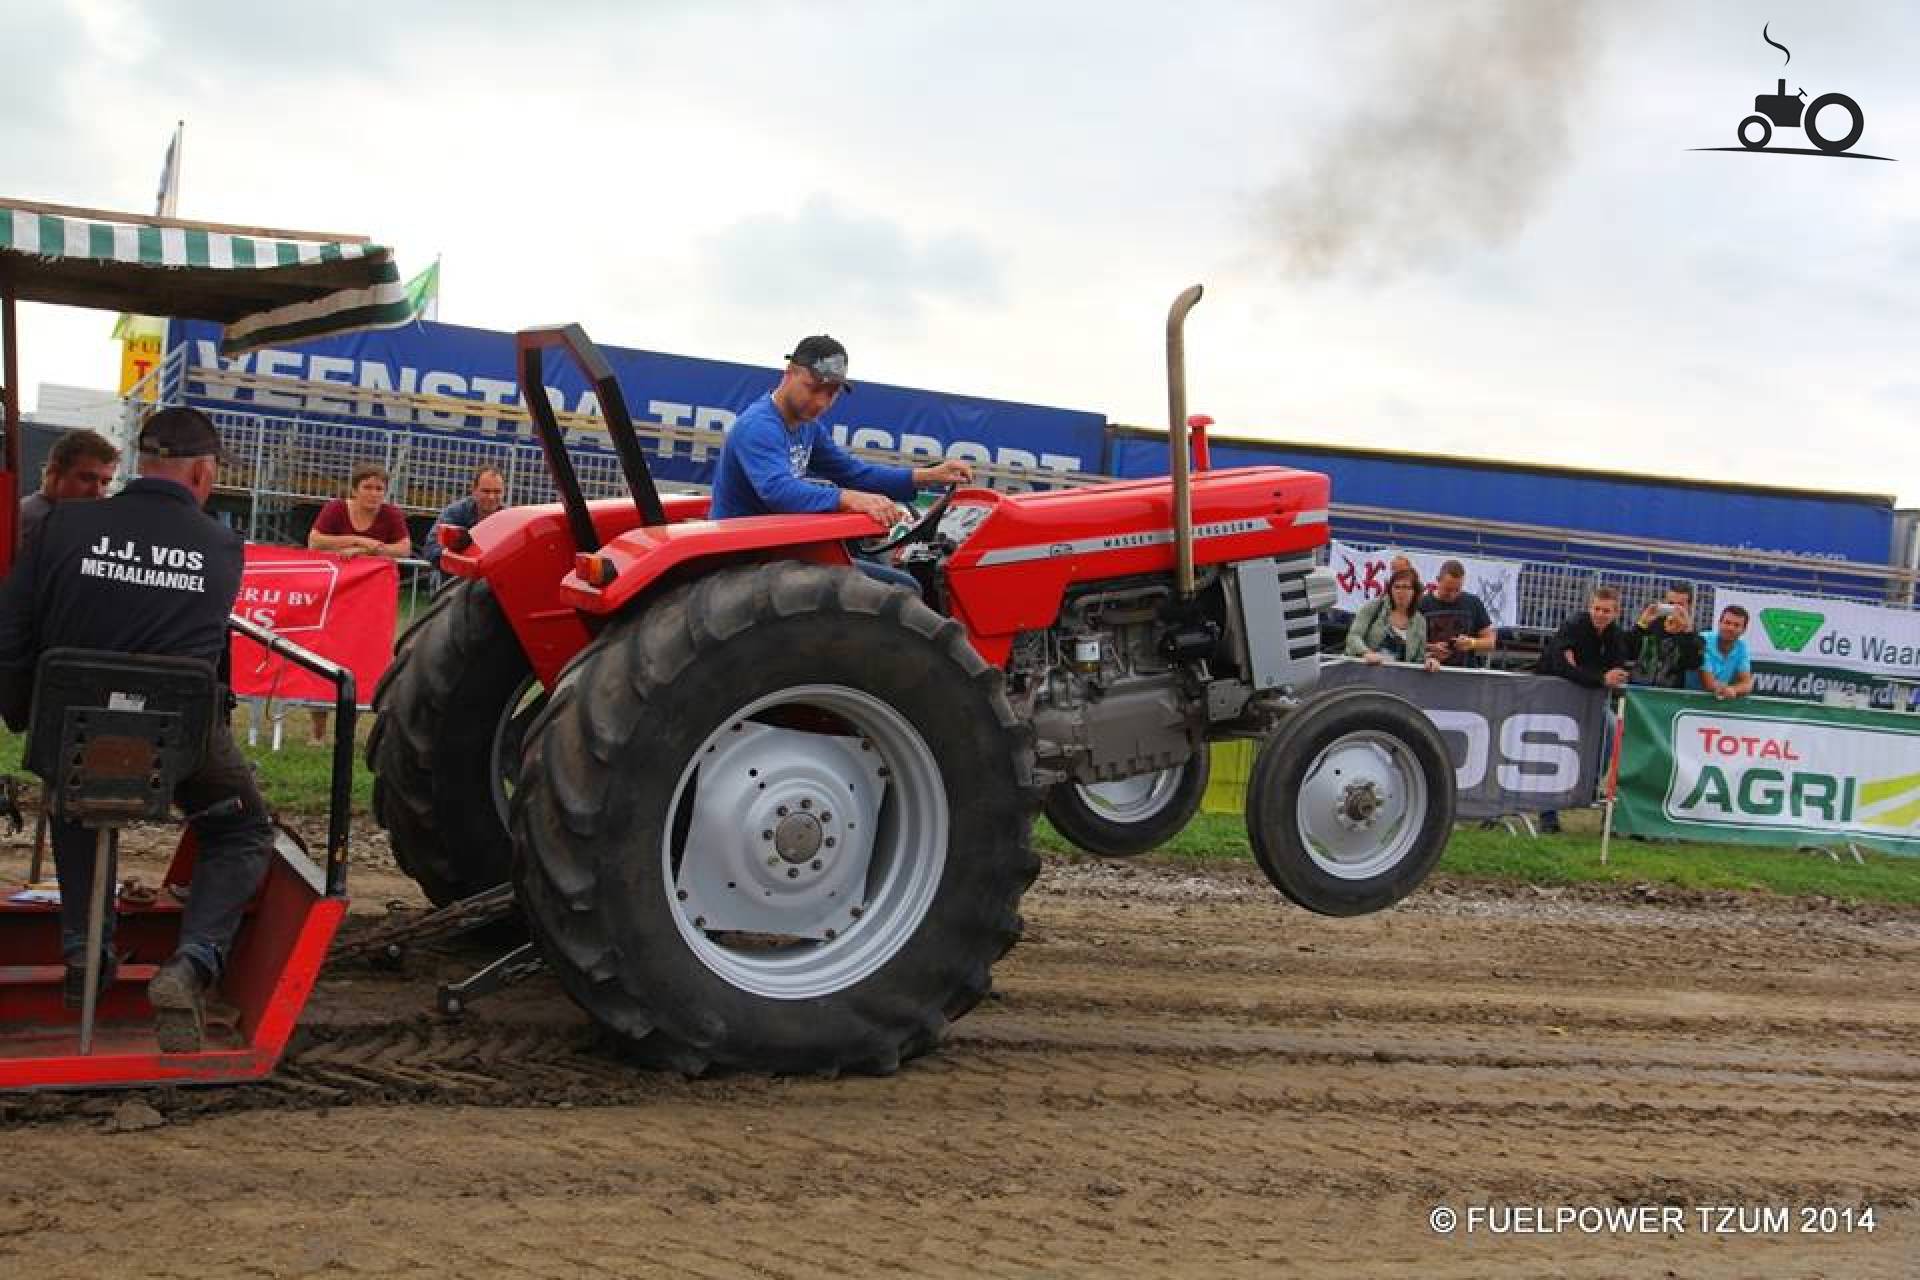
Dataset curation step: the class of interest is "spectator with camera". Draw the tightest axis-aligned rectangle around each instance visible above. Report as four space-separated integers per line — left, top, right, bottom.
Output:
1629 584 1705 689
1418 559 1497 668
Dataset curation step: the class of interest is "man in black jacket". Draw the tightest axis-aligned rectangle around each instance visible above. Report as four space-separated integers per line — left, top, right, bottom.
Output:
0 407 271 1052
1533 585 1632 832
1538 585 1633 690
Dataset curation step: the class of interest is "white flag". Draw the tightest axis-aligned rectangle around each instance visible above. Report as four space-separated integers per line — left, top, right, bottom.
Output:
155 121 182 217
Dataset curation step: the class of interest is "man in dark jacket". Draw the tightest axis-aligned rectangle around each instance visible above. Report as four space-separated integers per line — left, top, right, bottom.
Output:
1538 585 1633 690
1533 585 1632 832
0 406 272 1052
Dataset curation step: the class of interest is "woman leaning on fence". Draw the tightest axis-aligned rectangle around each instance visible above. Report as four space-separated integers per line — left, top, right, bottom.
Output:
1344 566 1442 672
305 461 414 741
308 461 413 560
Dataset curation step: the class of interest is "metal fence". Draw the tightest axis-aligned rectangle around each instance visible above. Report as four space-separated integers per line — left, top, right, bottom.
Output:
115 349 1920 640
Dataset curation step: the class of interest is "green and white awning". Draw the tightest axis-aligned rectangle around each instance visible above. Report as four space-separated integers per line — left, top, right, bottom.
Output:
0 200 413 354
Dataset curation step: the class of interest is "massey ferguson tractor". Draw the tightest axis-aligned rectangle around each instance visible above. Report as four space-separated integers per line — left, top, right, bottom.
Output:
369 287 1454 1075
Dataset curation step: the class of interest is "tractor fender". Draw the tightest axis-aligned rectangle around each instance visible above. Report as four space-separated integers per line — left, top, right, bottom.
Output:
559 512 881 615
436 494 712 687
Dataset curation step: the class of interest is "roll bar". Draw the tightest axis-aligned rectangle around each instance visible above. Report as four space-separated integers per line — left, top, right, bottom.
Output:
514 324 668 552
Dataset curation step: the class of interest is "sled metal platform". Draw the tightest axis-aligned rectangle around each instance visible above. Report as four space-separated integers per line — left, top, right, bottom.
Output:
0 615 355 1092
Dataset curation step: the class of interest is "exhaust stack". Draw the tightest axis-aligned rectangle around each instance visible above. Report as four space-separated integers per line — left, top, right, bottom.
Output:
1165 284 1204 599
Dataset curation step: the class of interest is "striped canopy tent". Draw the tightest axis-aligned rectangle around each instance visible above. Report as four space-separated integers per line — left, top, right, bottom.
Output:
0 196 414 561
0 197 411 355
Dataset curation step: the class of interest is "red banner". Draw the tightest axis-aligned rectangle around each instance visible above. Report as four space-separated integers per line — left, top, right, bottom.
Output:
229 546 397 705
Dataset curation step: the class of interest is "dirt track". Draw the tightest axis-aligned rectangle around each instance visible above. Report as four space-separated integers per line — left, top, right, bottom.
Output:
4 834 1919 1278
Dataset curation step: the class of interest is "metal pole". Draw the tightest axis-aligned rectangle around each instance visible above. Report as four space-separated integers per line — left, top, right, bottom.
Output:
2 272 21 572
78 828 114 1054
1165 284 1203 599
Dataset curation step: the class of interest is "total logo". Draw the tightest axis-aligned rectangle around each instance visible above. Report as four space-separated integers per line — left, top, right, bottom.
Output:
1665 712 1920 841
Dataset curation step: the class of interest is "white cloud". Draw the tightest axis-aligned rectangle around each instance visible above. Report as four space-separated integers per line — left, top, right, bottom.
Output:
9 0 1919 507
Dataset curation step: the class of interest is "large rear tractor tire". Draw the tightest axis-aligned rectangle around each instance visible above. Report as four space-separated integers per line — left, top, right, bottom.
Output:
1043 748 1210 857
1246 688 1453 916
368 580 544 905
512 561 1040 1076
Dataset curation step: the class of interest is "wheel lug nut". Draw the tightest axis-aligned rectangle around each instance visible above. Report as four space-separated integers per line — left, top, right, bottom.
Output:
825 837 836 848
811 859 822 871
787 868 800 879
676 889 688 901
777 805 789 817
800 798 811 809
850 906 864 919
824 928 837 940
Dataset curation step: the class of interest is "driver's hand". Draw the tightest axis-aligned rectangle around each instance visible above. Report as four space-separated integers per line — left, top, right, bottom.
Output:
839 489 904 529
916 459 974 487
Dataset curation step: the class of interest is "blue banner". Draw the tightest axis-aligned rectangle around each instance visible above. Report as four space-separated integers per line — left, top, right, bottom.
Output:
170 319 1107 490
1108 431 1894 572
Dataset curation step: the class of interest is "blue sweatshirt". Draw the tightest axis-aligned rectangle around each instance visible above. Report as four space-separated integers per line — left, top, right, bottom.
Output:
709 394 916 519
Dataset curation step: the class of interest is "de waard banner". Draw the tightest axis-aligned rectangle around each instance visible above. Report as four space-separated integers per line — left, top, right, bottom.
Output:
1716 588 1920 711
1616 688 1920 856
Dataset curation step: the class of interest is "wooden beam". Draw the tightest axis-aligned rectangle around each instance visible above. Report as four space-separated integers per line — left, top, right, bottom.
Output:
0 196 368 245
2 266 20 569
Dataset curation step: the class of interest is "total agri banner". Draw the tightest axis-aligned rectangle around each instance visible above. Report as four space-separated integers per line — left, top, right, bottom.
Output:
1715 588 1920 711
1315 660 1610 819
1328 540 1522 629
1615 688 1920 855
168 319 1107 491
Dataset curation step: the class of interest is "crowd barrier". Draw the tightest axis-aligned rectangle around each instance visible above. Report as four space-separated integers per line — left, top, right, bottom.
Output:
1202 660 1611 822
1614 688 1920 857
230 547 404 747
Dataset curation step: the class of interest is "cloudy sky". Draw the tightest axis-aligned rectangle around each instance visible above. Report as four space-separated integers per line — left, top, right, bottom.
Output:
10 1 1919 503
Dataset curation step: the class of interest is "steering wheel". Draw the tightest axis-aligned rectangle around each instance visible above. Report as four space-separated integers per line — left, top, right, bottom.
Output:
855 487 958 557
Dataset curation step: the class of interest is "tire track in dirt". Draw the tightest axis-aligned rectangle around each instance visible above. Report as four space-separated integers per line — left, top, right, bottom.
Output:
6 859 1920 1277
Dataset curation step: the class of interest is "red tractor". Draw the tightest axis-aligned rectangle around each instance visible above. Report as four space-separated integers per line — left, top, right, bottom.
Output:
370 288 1454 1075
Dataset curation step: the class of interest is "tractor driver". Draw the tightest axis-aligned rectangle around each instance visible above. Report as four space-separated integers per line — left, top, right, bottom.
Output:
0 407 275 1053
709 335 974 591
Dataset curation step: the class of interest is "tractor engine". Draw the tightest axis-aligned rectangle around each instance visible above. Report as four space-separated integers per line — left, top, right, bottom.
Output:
1006 558 1329 787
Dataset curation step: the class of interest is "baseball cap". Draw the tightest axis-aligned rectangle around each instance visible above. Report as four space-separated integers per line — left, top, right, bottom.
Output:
137 406 227 461
786 335 852 391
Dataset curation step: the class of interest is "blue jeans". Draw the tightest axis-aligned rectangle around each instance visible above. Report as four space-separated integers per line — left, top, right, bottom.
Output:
854 554 920 594
54 721 273 979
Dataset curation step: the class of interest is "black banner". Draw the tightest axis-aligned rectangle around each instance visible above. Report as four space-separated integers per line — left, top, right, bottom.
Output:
1318 660 1611 819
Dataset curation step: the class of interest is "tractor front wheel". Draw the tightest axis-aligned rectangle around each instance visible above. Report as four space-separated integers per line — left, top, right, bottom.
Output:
512 561 1039 1075
1246 688 1453 916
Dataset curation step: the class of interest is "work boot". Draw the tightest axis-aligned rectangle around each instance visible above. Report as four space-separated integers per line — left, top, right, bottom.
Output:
148 956 210 1054
61 952 119 1010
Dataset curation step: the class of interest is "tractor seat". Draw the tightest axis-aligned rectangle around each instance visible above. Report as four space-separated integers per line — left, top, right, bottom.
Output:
23 649 218 825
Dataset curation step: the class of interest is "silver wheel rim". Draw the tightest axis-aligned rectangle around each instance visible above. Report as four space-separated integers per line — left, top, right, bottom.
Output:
488 675 546 832
1294 730 1428 881
664 684 948 1000
1075 765 1184 824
